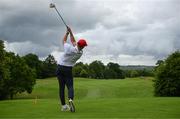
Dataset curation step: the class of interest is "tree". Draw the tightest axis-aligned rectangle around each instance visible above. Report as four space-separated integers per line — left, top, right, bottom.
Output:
5 53 36 99
80 69 88 78
130 70 139 77
73 65 82 77
73 62 89 77
104 68 116 79
107 62 125 79
44 54 57 64
0 40 10 99
0 40 36 100
89 60 105 79
23 53 41 78
154 60 164 72
156 60 164 66
40 55 57 78
154 51 180 96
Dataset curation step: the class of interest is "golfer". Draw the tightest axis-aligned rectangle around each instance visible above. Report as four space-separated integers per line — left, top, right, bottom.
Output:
56 26 87 112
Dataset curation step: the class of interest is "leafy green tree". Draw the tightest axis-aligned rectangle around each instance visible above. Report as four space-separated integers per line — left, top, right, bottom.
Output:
23 53 41 78
5 53 36 99
154 51 180 96
89 60 105 79
130 70 139 77
80 63 89 78
104 68 116 79
40 55 57 78
73 62 89 77
154 60 164 73
44 54 57 64
1 40 36 100
138 68 152 77
73 65 82 77
156 60 164 66
80 69 88 78
107 62 125 79
124 70 131 77
0 40 10 99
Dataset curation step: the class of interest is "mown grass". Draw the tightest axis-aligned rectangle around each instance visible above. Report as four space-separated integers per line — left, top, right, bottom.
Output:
0 77 180 118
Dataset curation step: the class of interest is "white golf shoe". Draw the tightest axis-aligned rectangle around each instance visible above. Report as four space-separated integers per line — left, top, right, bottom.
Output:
69 99 75 112
61 104 70 111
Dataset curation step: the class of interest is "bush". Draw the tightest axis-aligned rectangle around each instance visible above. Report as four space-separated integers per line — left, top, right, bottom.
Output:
154 51 180 96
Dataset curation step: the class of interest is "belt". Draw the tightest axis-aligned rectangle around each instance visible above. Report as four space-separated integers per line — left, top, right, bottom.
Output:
58 65 73 68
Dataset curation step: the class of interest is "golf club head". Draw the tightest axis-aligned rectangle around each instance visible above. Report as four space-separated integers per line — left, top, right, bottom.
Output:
49 2 68 28
50 3 55 8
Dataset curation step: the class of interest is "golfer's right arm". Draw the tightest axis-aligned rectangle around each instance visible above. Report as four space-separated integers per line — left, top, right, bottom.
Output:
63 30 69 44
67 27 76 46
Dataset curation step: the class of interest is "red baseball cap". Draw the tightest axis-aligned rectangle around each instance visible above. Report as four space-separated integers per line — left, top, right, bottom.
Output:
77 39 88 47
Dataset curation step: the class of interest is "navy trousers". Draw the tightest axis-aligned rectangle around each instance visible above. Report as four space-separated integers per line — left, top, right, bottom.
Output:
56 65 74 105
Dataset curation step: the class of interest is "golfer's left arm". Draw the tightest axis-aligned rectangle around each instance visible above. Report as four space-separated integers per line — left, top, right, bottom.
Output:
67 27 76 46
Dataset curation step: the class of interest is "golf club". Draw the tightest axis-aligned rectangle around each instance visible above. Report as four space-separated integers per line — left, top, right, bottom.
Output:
50 3 68 28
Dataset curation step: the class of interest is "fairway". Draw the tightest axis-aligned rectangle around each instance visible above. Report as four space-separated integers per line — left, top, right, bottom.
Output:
0 77 180 118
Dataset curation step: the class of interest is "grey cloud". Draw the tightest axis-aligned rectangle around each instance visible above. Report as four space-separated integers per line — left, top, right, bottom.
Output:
101 0 180 59
0 0 110 61
5 41 58 57
1 0 180 65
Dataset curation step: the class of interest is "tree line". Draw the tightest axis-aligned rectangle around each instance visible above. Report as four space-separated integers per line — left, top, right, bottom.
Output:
73 61 154 79
0 40 154 99
1 40 179 99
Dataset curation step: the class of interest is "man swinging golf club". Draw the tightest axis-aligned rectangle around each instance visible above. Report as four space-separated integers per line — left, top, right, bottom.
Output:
50 2 87 112
56 26 87 112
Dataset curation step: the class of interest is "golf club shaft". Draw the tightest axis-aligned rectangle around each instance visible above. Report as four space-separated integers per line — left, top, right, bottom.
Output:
54 7 68 28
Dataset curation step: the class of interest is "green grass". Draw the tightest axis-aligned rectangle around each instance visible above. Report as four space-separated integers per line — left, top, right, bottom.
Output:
0 77 180 118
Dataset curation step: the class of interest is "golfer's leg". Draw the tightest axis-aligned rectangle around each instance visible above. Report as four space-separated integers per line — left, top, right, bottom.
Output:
66 77 74 100
59 78 66 105
65 68 74 100
64 67 75 112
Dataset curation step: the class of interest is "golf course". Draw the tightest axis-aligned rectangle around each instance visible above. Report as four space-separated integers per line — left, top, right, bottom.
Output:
0 77 180 118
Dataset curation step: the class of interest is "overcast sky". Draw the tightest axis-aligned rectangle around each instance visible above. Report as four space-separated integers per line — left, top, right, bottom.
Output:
0 0 180 65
